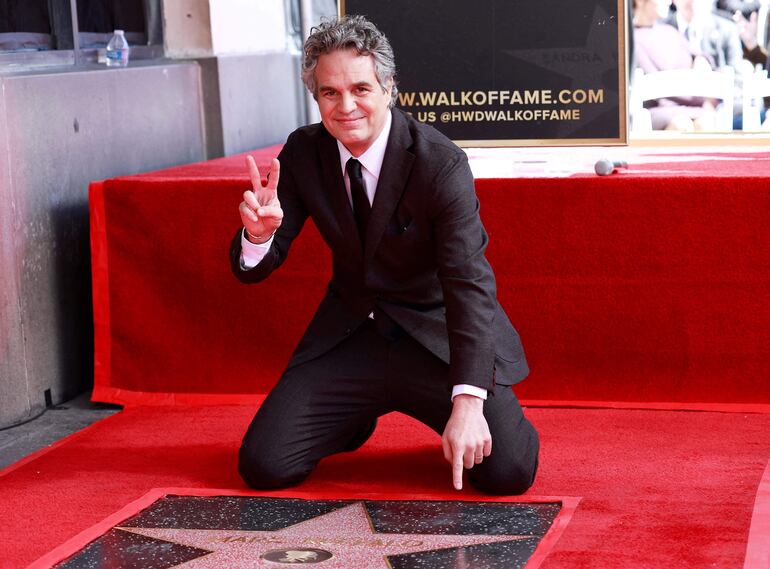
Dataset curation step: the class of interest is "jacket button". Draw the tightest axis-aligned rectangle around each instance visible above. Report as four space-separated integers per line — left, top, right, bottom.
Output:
344 328 352 335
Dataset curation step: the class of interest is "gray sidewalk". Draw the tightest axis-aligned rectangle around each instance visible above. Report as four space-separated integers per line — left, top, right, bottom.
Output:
0 393 120 471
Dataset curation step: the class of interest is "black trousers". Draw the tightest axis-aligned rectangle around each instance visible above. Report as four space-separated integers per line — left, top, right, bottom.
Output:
239 320 539 495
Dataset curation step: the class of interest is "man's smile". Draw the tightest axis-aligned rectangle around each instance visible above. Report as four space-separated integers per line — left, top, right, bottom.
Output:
335 116 366 127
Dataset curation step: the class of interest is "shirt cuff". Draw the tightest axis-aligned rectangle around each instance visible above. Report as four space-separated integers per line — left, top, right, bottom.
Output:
451 384 488 401
240 228 274 269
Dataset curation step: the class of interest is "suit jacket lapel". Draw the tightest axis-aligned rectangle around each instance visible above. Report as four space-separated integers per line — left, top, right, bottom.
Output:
365 110 415 264
318 129 363 259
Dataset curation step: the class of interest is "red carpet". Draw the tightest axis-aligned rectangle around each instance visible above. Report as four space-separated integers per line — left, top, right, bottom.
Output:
88 147 770 410
1 405 769 568
12 146 753 567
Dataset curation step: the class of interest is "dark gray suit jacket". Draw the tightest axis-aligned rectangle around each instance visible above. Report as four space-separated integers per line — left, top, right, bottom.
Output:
230 109 528 391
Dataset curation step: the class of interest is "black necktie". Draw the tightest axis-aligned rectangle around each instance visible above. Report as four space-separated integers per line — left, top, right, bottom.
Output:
346 158 401 339
346 158 370 244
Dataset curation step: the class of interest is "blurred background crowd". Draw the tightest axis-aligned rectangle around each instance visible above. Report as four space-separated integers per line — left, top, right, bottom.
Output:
632 0 770 131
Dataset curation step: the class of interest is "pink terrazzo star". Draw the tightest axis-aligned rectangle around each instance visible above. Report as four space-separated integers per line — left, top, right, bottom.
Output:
118 502 533 567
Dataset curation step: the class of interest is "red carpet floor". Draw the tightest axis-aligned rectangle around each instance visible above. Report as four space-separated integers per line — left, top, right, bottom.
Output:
32 145 764 567
1 404 769 568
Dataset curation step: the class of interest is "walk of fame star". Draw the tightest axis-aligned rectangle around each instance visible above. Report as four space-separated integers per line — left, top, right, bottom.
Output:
117 502 535 567
49 495 568 569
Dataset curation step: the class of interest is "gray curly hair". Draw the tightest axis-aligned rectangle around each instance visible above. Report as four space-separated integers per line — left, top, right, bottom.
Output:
301 15 398 107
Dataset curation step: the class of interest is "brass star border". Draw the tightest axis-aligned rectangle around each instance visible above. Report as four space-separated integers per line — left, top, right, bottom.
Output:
30 488 580 569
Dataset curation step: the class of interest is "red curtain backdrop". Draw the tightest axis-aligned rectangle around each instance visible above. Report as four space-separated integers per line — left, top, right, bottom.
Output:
89 148 770 409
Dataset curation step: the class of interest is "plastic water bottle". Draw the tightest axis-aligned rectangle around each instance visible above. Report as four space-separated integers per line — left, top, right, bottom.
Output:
105 30 129 67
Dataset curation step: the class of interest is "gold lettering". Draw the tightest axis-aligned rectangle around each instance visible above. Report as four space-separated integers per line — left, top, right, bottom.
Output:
557 89 603 105
571 89 588 104
398 92 416 106
419 91 437 106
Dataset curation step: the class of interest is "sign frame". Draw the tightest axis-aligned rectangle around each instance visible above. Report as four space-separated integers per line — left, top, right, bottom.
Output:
338 0 628 147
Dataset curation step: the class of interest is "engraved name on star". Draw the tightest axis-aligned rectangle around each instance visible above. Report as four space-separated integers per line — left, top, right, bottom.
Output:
118 502 535 567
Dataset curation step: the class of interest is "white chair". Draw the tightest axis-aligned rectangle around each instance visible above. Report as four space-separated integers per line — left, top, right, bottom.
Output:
741 67 770 130
630 67 736 132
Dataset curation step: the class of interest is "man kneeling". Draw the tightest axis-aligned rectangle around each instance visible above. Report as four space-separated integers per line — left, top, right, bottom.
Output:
229 15 539 494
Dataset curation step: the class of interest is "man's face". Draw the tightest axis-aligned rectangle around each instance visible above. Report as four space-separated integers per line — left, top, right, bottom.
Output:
315 49 392 157
674 0 711 22
652 0 669 19
692 0 714 19
638 0 665 21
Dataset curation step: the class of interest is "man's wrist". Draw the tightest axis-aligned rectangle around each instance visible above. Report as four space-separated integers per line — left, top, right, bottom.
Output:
451 384 488 402
451 394 485 413
240 229 272 270
244 227 274 245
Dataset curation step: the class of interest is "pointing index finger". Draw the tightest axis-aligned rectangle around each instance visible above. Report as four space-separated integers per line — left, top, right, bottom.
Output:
452 453 463 490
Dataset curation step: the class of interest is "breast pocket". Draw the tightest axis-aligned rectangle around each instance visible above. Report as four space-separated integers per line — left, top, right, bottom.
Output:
388 216 432 249
385 207 413 237
378 214 433 274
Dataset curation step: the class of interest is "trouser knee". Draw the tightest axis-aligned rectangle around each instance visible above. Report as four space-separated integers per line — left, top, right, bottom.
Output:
238 444 312 490
470 428 540 495
470 458 538 495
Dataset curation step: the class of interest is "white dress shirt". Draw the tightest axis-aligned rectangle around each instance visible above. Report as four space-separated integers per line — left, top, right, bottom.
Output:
677 13 702 53
240 111 487 401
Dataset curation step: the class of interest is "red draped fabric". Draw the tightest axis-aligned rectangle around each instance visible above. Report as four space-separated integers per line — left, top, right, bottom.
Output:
89 147 770 410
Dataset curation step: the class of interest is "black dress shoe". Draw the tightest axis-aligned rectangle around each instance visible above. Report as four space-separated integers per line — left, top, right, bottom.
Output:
343 418 377 452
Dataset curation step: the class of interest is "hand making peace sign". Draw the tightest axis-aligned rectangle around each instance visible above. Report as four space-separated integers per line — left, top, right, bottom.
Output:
239 156 283 244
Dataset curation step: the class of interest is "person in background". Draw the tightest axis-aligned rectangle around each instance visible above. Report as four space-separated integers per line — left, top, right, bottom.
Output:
667 0 747 126
633 0 719 130
732 8 770 127
716 0 760 18
732 9 768 67
667 0 743 69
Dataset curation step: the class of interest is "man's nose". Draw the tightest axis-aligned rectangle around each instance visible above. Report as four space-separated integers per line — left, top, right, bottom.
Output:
339 92 357 113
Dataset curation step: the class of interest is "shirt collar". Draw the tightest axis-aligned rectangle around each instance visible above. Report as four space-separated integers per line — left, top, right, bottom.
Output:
337 110 392 180
677 13 695 34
